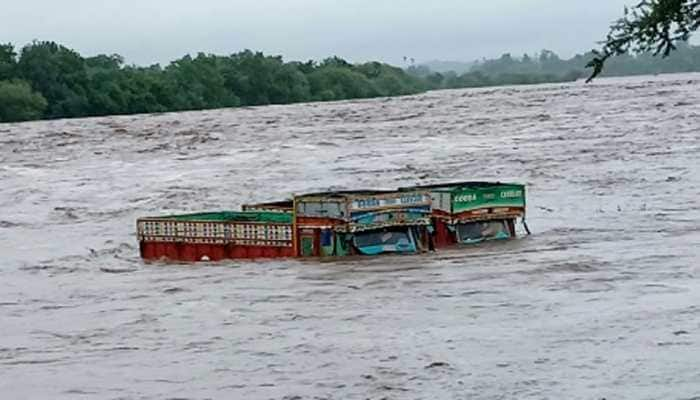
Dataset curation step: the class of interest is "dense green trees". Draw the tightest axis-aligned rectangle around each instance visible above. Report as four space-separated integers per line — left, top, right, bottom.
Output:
0 44 17 81
17 41 91 118
1 37 700 123
0 80 47 122
0 41 431 122
0 44 48 122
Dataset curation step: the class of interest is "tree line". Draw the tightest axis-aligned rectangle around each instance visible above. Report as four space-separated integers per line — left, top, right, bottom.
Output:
2 40 700 123
0 41 427 123
408 42 700 89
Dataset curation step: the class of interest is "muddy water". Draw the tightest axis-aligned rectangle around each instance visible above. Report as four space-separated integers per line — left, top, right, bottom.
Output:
1 74 699 400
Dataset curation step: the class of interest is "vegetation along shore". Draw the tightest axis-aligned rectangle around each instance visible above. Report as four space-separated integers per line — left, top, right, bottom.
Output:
2 40 700 123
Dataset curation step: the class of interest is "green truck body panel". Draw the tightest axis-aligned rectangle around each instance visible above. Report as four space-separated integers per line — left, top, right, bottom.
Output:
449 184 526 213
399 182 526 214
143 211 293 224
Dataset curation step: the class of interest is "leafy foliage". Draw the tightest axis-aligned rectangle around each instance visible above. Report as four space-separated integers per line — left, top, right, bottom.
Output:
0 43 17 81
587 0 700 81
2 38 700 123
0 80 48 122
0 41 430 123
17 41 90 118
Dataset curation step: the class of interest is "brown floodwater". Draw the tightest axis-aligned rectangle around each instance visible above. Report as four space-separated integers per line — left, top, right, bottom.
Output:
1 73 699 400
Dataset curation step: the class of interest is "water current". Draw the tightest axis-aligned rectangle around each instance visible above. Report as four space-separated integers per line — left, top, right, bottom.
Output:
1 74 699 399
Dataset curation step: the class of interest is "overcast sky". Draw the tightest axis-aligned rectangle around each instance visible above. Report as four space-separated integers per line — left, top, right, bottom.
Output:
2 0 635 66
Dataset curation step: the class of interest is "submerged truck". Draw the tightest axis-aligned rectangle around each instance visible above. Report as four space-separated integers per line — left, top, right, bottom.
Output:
136 181 529 261
294 190 433 257
401 181 528 247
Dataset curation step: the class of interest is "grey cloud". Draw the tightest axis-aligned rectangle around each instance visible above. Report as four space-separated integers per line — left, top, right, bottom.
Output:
1 0 633 65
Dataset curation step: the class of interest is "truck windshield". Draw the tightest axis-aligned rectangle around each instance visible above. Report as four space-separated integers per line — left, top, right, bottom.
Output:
353 228 416 255
456 220 510 243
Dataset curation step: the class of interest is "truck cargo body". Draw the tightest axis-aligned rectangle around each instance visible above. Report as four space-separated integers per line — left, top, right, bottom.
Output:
137 211 294 261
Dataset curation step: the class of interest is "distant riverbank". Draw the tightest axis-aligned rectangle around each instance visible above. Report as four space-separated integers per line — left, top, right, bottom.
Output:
2 40 700 123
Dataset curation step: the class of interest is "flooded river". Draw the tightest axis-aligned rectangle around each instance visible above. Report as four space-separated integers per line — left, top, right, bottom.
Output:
1 73 699 400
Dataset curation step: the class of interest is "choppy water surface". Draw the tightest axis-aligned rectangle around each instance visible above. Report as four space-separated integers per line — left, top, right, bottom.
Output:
1 74 699 400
